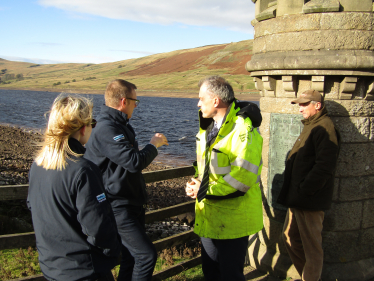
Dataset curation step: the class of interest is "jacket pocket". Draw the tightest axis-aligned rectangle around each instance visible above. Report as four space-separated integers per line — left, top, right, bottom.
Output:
204 196 242 210
210 148 231 176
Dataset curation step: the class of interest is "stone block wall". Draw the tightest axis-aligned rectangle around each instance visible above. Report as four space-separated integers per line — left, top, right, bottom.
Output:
248 79 374 280
247 2 374 279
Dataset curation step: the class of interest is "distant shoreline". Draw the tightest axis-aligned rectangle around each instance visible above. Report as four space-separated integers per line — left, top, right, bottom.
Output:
0 87 261 101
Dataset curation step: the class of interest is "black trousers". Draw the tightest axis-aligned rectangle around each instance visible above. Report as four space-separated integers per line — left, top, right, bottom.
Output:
201 236 249 281
95 271 115 281
113 205 157 281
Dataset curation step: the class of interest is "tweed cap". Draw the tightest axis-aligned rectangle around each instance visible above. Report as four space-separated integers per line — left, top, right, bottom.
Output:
291 89 323 104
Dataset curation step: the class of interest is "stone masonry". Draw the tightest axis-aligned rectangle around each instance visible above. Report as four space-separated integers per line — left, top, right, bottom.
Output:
246 1 374 280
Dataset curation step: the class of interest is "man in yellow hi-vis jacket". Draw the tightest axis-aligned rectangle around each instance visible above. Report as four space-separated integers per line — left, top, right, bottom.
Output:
186 75 263 281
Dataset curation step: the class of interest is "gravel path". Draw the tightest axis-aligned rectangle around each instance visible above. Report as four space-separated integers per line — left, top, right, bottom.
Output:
0 124 195 235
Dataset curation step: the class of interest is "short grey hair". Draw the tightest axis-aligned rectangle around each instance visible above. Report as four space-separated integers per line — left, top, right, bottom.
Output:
198 75 235 104
311 100 324 106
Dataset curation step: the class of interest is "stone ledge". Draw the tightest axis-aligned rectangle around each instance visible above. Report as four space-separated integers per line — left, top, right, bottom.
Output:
253 12 374 38
250 69 374 77
302 0 340 14
252 29 374 56
256 4 277 22
338 0 373 12
259 97 374 116
247 50 374 72
260 97 300 114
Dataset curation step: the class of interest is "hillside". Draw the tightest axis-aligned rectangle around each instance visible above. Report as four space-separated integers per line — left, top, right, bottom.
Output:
0 39 257 96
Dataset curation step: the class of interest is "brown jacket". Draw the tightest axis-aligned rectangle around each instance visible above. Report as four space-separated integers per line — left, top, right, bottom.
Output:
277 107 340 210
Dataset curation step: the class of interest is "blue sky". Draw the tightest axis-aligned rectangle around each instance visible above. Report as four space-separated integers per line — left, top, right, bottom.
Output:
0 0 255 64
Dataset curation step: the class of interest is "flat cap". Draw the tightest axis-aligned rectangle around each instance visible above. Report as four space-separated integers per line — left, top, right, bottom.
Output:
291 89 323 104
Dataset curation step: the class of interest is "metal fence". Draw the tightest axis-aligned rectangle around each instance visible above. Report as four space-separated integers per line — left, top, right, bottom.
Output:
0 166 199 281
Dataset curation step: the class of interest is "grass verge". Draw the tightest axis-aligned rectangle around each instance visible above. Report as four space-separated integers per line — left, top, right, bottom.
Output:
0 243 203 281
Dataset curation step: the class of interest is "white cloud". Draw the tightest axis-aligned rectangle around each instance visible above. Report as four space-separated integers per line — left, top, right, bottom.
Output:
38 0 255 32
0 56 68 64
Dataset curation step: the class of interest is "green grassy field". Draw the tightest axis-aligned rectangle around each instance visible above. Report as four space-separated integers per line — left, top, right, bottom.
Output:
0 40 257 95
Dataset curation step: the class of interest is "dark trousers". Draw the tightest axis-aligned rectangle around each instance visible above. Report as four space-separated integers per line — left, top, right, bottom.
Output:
95 271 115 281
113 205 157 281
201 236 249 281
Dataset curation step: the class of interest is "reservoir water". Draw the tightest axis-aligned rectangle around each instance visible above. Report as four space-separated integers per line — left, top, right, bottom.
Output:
0 89 259 167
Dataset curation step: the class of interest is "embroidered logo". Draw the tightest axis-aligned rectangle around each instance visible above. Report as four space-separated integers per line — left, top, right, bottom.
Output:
239 133 246 142
239 131 253 143
113 134 125 142
96 193 106 203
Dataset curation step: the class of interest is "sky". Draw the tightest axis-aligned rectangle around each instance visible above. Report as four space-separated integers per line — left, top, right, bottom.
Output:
0 0 256 64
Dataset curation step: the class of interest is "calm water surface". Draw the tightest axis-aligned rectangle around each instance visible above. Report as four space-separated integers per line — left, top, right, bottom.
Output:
0 89 259 167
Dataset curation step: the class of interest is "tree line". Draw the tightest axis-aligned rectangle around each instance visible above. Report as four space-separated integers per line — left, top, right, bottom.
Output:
0 69 24 84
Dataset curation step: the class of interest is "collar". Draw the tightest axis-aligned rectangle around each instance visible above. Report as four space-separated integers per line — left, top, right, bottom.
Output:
214 118 224 129
100 104 129 125
199 100 236 130
68 138 86 155
302 106 328 125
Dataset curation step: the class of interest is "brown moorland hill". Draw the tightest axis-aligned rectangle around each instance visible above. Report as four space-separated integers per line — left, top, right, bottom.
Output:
0 39 258 98
123 44 252 77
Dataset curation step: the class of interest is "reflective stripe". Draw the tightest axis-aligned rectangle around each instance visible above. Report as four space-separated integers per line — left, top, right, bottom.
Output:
196 155 202 164
213 123 236 149
223 174 250 192
231 157 260 175
231 123 236 133
210 151 231 175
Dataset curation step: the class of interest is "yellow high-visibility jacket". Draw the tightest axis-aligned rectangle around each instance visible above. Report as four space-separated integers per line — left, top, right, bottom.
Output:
194 100 264 239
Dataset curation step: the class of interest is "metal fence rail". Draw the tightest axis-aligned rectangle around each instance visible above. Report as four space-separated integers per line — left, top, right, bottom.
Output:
1 166 198 281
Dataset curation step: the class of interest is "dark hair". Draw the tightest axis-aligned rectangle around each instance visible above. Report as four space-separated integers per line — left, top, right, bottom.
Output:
198 75 235 104
105 79 137 107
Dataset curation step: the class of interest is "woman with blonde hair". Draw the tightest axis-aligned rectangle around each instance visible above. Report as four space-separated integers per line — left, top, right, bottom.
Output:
27 93 120 281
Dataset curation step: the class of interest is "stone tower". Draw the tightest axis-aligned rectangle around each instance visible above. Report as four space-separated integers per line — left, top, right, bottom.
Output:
246 0 374 280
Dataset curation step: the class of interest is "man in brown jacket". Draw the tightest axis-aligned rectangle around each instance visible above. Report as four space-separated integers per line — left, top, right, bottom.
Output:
277 89 340 281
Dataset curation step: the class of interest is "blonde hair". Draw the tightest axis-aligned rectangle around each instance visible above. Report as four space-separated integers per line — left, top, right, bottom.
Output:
35 93 93 170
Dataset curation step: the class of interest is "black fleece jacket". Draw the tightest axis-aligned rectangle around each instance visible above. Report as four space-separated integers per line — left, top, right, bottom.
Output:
277 107 340 210
28 138 120 281
84 105 158 208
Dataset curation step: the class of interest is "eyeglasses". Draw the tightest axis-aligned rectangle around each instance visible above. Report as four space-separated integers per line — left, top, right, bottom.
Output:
91 119 97 129
126 97 140 106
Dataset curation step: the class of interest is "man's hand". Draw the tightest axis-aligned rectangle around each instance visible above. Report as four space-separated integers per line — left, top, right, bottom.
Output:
150 133 169 148
185 178 200 199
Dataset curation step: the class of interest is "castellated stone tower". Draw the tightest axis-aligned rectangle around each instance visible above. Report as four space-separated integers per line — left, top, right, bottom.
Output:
246 1 374 280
